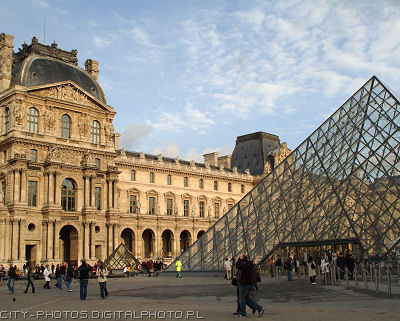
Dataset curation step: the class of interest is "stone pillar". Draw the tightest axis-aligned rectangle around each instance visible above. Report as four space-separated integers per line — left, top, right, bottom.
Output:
90 222 95 260
84 223 89 260
11 220 19 260
43 173 49 205
90 177 95 209
0 219 5 260
20 170 27 204
84 177 90 207
113 224 120 250
107 224 113 256
47 221 54 260
14 170 20 203
54 172 60 206
48 172 54 204
19 219 26 261
41 221 47 260
0 33 14 91
4 220 10 261
108 180 113 209
54 221 60 260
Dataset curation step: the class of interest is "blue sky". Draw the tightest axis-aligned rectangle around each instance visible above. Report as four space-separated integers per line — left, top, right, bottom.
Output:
1 0 400 161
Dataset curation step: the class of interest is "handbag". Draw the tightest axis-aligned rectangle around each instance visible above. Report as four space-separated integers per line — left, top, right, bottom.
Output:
231 277 238 286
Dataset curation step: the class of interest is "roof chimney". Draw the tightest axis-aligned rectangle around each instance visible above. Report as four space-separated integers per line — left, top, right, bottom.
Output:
85 59 99 81
0 33 14 91
203 152 219 167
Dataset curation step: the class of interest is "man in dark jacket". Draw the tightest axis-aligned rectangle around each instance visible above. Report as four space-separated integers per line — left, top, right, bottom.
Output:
77 260 91 300
7 265 16 293
235 255 264 318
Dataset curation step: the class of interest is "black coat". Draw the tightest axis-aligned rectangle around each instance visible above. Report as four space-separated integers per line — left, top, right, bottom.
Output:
77 264 91 280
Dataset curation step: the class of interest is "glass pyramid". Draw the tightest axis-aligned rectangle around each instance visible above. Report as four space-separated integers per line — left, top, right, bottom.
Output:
104 243 140 270
166 76 400 271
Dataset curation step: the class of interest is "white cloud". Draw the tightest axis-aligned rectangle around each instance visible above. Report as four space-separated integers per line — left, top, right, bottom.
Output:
151 143 180 158
93 36 110 48
32 0 49 9
119 123 152 150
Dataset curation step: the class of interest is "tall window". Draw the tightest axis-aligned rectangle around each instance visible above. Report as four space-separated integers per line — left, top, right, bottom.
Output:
94 158 100 168
131 170 136 181
214 180 218 191
4 107 9 133
199 201 205 218
91 120 101 144
27 181 37 206
183 200 189 216
167 174 172 185
95 187 101 210
228 182 232 192
149 172 154 183
199 178 204 189
130 195 137 214
1 181 5 204
61 114 71 138
27 107 39 133
166 198 173 216
184 177 188 187
214 203 220 218
241 184 245 193
149 197 156 215
30 149 37 162
61 178 76 211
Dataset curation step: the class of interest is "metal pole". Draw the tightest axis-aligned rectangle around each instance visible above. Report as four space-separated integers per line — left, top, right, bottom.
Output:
387 267 391 296
345 267 349 288
375 266 379 295
398 259 400 286
364 267 368 292
338 267 341 286
378 264 381 284
370 263 373 283
331 265 334 286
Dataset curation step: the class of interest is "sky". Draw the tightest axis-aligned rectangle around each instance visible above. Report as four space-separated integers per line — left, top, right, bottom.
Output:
1 0 400 162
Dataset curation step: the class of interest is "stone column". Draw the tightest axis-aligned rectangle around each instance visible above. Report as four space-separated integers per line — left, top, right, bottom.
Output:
47 221 54 260
19 219 26 262
90 222 95 260
48 172 54 204
14 170 20 203
4 220 10 261
90 177 95 209
41 221 47 260
77 223 84 263
108 180 113 209
12 220 19 260
107 224 113 256
43 173 49 205
0 219 5 260
54 221 60 260
20 170 27 204
54 171 60 206
113 224 120 250
84 223 89 260
84 177 90 207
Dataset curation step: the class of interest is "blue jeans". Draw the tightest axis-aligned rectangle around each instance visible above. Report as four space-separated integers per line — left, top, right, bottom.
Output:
67 277 74 291
238 284 263 316
61 274 68 287
287 269 292 281
80 280 88 300
56 276 62 289
7 278 15 293
99 282 108 299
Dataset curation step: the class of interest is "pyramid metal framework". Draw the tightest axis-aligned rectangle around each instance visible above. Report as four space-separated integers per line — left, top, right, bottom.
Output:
166 76 400 271
104 243 140 270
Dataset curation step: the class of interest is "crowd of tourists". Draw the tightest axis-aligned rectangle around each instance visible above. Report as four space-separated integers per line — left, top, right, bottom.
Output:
1 260 111 300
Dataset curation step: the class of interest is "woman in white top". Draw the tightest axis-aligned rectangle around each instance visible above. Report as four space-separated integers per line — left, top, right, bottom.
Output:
43 265 51 289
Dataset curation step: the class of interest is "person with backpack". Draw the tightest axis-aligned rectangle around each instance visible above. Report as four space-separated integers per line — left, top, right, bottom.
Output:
284 257 293 281
24 265 35 294
234 254 264 318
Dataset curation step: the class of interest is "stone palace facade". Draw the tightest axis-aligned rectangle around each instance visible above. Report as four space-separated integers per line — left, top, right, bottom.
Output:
0 33 291 267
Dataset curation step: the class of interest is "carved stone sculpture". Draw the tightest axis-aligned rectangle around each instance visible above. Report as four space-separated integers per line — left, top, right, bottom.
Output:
43 106 56 132
78 113 90 137
13 99 25 126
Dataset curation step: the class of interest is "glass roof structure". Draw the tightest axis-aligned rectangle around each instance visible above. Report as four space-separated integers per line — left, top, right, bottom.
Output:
166 76 400 271
104 243 139 270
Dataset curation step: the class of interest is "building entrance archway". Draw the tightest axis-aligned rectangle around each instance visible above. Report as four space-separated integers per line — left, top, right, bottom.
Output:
121 228 135 254
142 229 155 259
180 230 191 254
59 225 78 265
161 230 174 258
197 230 205 239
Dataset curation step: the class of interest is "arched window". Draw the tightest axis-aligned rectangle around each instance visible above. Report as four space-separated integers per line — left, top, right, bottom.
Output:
199 178 204 189
61 178 76 211
61 114 71 138
91 120 101 144
228 182 232 192
4 107 10 133
27 107 39 133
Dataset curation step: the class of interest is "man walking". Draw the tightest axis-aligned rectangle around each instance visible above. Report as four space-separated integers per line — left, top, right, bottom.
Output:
6 265 16 294
77 260 91 300
235 255 264 318
175 258 182 278
24 265 35 293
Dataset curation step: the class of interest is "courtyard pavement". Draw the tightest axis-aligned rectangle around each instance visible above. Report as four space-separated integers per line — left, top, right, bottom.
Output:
0 274 399 321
